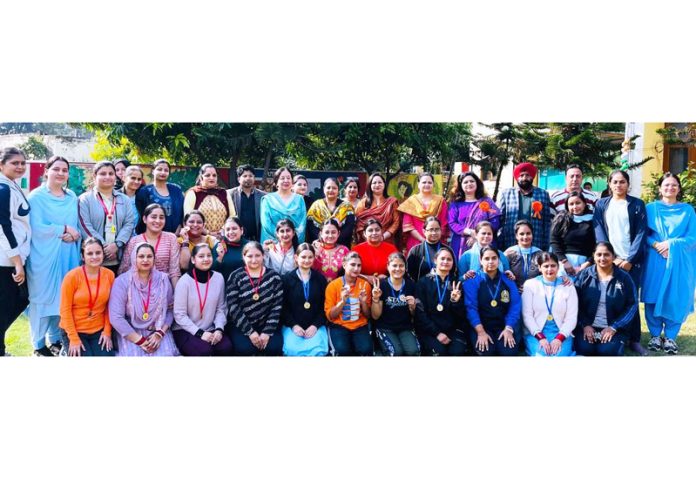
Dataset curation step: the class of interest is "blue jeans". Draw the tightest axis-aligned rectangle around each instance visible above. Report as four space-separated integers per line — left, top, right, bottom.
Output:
230 328 283 356
328 324 373 356
62 330 115 357
574 328 626 356
644 303 684 340
419 329 469 356
374 329 420 356
469 326 518 356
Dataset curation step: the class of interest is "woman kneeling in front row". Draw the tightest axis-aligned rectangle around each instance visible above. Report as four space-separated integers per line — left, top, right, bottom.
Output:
415 246 467 356
521 252 578 356
324 252 374 356
573 242 636 356
226 241 284 356
371 252 420 356
173 243 234 356
463 246 521 356
281 243 329 356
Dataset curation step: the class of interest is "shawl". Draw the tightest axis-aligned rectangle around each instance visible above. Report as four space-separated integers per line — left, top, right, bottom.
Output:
27 185 81 306
260 192 307 243
355 196 399 235
307 198 354 228
122 242 173 331
642 201 696 322
397 194 445 221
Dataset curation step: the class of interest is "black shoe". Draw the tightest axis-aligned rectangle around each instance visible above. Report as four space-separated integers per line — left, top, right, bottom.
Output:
48 342 63 356
629 341 648 356
33 346 54 357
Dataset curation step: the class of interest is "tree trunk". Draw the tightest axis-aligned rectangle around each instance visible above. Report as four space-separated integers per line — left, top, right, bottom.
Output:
492 161 504 202
262 148 274 190
229 152 240 188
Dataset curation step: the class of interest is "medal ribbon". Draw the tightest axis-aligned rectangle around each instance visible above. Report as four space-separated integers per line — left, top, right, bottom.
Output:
539 277 559 319
142 233 162 255
486 274 502 304
245 266 264 298
96 192 117 219
297 269 311 303
81 266 101 313
137 276 153 319
435 275 449 307
423 241 441 269
193 269 210 316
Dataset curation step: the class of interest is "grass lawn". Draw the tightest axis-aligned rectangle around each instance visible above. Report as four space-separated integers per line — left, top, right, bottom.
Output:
6 306 696 356
5 315 33 356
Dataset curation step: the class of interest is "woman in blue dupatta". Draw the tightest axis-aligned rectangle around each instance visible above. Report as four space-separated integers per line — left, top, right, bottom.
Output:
260 167 307 243
27 156 81 356
642 172 696 355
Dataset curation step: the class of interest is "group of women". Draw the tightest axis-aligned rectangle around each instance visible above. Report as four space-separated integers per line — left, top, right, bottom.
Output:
1 146 694 357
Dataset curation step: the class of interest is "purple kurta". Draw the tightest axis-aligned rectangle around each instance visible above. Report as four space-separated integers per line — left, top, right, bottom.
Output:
448 197 501 259
109 270 179 357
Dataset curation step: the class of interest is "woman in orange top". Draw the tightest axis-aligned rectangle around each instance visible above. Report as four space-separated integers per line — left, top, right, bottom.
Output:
59 237 115 356
324 251 373 356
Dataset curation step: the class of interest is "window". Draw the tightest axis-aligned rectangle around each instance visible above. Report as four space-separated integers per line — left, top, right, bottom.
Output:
663 123 696 174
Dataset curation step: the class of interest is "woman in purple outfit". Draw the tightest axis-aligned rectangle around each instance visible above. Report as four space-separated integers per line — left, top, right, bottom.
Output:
108 242 179 356
447 172 501 259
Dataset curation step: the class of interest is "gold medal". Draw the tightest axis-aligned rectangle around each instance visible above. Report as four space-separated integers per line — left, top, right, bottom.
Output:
304 301 311 309
490 300 498 307
436 304 444 312
547 314 553 321
111 225 116 233
252 293 260 301
142 312 149 320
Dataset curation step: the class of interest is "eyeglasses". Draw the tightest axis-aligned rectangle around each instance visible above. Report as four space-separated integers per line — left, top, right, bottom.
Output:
425 228 441 232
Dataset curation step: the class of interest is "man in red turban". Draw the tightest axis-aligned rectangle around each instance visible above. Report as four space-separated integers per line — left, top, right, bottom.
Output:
513 162 538 182
496 161 553 251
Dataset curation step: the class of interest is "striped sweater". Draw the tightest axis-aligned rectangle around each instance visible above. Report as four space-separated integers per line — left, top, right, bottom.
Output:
225 267 283 336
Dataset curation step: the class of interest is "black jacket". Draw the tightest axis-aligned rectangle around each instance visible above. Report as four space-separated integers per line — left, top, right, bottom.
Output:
574 265 637 333
281 268 328 329
414 273 466 337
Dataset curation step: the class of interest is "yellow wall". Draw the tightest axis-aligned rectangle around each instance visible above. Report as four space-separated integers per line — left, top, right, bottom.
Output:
640 123 665 185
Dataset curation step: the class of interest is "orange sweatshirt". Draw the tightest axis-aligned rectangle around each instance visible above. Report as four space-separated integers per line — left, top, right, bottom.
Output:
324 276 372 330
59 267 115 345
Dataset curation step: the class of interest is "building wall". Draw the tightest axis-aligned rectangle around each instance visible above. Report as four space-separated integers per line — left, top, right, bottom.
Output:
637 122 665 186
0 134 96 162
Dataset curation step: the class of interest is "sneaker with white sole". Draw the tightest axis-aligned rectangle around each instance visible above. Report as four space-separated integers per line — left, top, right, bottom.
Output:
647 336 664 351
662 338 679 355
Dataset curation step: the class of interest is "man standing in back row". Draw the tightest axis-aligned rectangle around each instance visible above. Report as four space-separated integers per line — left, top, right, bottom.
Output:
551 164 599 213
228 164 266 241
497 162 553 251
